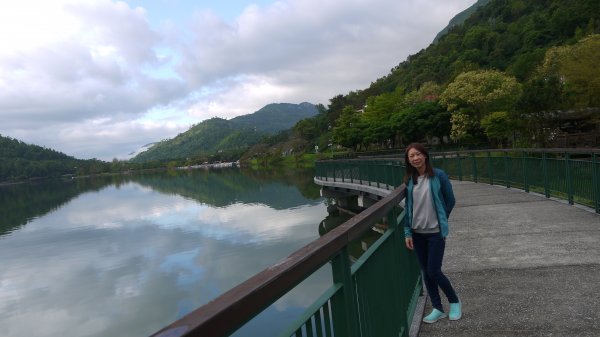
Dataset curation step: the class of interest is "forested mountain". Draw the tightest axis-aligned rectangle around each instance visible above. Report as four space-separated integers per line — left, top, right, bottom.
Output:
131 102 318 163
0 134 125 183
230 102 319 134
0 135 80 182
291 0 600 153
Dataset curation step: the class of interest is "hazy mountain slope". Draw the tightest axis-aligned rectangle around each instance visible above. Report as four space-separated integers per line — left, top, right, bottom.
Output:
230 102 318 134
131 102 318 162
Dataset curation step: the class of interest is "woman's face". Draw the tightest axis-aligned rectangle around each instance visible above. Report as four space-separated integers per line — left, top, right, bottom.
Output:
407 148 426 171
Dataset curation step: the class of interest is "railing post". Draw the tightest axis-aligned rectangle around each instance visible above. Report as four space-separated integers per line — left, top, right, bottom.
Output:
333 163 337 183
487 151 493 185
330 248 359 337
377 161 381 189
442 153 447 172
387 207 409 337
457 152 463 181
505 151 510 188
522 151 529 192
471 152 478 183
565 152 573 205
543 152 550 198
394 160 402 188
593 153 599 213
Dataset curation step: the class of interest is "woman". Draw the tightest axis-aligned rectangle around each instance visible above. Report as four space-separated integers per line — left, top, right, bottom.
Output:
403 143 461 323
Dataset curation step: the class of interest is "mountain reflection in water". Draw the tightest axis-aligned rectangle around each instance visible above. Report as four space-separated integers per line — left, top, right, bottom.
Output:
0 168 335 337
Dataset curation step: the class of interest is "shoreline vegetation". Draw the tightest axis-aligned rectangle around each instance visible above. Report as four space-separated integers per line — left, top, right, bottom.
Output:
0 153 328 186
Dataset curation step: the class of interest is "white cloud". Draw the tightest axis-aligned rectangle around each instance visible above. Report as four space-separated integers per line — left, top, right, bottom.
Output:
187 74 295 120
0 0 476 160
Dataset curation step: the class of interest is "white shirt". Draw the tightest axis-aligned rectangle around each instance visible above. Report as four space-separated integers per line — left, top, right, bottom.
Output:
411 175 440 233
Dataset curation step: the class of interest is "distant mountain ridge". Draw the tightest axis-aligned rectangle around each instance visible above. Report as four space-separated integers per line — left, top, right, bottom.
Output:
131 102 318 163
230 102 318 134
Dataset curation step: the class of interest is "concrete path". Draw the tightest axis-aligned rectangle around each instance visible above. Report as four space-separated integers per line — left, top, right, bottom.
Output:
417 181 600 337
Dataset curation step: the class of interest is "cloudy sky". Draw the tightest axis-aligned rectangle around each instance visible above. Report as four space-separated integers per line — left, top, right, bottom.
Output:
0 0 475 160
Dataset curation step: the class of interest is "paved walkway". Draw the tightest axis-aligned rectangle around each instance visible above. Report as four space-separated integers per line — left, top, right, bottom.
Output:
416 181 600 337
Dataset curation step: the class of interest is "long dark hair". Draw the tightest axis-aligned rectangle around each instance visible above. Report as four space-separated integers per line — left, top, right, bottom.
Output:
403 143 435 185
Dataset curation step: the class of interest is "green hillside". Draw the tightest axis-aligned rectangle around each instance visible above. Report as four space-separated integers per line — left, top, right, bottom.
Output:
131 102 318 163
293 0 600 152
0 134 80 181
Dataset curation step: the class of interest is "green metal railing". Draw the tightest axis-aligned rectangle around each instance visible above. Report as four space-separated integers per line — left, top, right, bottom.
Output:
279 204 422 337
150 185 422 337
317 148 600 214
314 158 404 190
435 149 600 213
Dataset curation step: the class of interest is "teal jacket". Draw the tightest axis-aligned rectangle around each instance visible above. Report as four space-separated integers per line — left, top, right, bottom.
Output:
404 168 455 238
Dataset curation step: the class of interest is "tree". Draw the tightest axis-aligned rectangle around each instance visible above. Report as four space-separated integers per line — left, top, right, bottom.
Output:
543 34 600 108
517 73 563 146
332 106 365 151
361 92 400 148
481 111 516 147
392 102 450 145
440 70 522 143
404 81 443 105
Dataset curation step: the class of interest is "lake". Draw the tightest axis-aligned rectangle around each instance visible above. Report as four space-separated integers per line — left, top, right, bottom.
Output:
0 168 344 337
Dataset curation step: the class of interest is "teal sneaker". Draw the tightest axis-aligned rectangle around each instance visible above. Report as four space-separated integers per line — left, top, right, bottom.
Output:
449 301 462 320
422 308 447 323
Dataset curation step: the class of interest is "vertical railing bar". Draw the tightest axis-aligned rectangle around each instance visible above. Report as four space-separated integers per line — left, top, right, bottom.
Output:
522 150 529 192
314 309 324 337
543 152 550 198
330 249 359 337
442 152 447 172
332 164 336 183
593 153 599 213
376 161 381 188
457 152 463 181
323 302 333 337
472 152 478 183
305 317 314 337
566 152 573 205
487 150 493 185
505 150 511 188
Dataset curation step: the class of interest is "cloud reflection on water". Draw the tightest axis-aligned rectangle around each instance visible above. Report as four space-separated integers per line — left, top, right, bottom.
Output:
0 179 330 337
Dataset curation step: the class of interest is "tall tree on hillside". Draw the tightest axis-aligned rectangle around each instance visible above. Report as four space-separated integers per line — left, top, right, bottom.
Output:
403 81 443 106
361 90 402 148
440 70 522 143
516 34 600 145
544 34 600 108
332 106 365 151
391 102 450 146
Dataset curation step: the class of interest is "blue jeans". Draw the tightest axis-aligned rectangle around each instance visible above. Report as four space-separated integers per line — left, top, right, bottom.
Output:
412 232 459 312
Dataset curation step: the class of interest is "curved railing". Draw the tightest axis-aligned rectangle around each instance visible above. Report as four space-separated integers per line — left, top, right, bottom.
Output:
435 149 600 212
316 148 600 213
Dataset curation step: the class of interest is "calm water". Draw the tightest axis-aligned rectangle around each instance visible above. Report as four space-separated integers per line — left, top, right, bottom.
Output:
0 168 337 337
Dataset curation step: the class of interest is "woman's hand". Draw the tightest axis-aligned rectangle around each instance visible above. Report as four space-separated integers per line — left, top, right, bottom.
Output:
405 237 413 250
